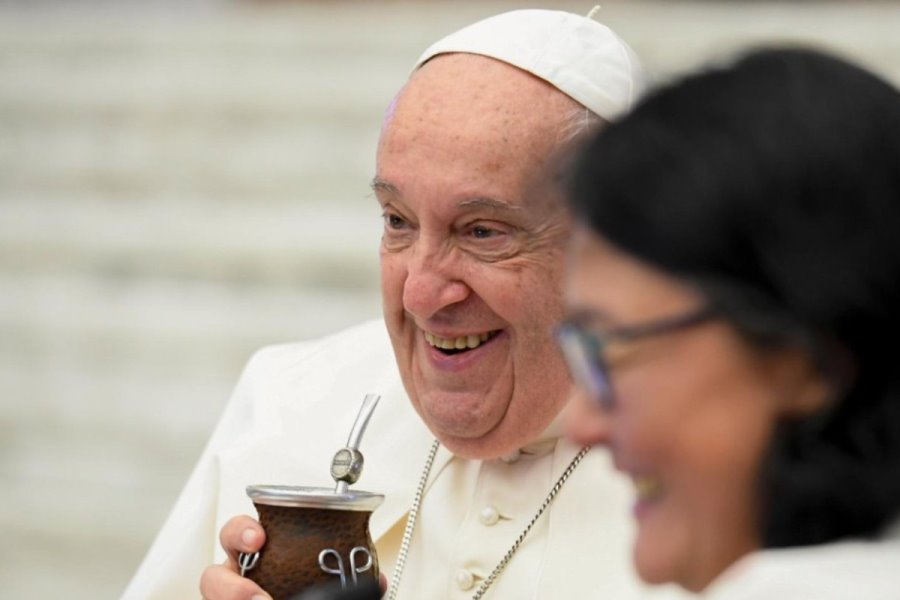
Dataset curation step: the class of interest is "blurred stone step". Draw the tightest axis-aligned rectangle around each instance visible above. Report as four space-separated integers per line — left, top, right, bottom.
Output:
0 52 403 117
0 119 382 198
0 418 200 498
601 2 900 86
0 198 383 286
0 272 381 351
0 355 244 435
2 3 900 600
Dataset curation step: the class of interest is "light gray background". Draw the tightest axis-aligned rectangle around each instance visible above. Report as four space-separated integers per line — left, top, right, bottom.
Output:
2 1 899 597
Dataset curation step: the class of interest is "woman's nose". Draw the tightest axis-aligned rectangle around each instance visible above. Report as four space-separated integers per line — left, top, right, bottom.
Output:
565 386 612 447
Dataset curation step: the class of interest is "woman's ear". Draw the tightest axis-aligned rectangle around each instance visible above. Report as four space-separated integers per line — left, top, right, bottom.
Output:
772 347 836 418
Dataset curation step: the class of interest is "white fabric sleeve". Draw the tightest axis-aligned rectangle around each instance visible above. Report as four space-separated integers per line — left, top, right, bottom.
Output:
120 349 271 600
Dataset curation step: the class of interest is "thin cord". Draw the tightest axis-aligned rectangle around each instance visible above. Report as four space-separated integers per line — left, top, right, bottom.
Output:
386 440 591 600
386 438 440 600
471 446 591 600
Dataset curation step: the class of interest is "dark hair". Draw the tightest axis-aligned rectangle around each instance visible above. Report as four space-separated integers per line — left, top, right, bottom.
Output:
568 47 900 547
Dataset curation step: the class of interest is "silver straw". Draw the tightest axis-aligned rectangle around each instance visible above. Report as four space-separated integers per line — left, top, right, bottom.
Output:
333 393 380 494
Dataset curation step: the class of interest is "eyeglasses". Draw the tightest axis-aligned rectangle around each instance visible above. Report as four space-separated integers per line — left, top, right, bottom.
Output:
555 306 717 410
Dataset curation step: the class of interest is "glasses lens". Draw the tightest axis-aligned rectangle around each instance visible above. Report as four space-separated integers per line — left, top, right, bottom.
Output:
556 324 613 409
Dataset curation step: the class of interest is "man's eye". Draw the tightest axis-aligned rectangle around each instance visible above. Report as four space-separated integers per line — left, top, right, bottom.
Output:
384 213 408 229
459 221 519 261
471 225 498 239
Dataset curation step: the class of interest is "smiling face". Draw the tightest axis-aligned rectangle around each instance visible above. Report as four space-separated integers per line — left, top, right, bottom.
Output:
375 54 581 459
563 228 828 591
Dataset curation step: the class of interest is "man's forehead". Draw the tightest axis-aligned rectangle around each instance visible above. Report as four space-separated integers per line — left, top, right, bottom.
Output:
380 89 403 135
387 54 578 132
410 53 564 101
372 176 522 212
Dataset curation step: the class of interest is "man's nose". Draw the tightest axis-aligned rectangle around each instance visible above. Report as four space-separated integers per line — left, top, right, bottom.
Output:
565 387 612 447
402 246 471 319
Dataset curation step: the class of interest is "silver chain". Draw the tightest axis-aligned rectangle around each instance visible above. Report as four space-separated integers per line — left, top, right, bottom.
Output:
471 444 590 599
386 438 440 600
386 440 590 600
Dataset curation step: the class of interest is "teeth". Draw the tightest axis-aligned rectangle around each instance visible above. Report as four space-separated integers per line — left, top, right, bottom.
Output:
425 331 495 351
634 476 662 501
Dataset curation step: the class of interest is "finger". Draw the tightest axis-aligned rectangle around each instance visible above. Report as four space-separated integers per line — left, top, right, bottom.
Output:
200 563 271 600
379 572 388 595
219 514 266 569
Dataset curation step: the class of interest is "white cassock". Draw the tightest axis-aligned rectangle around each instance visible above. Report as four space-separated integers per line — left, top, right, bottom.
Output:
122 319 692 600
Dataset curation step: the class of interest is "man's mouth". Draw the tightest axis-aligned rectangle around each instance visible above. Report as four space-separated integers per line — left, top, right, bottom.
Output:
425 330 501 355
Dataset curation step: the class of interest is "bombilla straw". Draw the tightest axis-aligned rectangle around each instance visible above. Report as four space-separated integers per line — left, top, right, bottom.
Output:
346 393 380 450
333 393 381 494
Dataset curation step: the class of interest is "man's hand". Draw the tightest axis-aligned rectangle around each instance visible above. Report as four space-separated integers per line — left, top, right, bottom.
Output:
200 515 270 600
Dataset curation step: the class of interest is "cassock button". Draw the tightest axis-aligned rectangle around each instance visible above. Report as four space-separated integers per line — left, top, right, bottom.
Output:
479 505 500 526
456 569 475 591
500 449 521 463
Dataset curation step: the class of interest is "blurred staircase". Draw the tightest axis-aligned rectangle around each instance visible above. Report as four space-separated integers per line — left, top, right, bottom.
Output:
0 2 898 598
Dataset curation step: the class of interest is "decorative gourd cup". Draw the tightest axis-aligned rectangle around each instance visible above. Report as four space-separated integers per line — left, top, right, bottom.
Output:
239 395 383 600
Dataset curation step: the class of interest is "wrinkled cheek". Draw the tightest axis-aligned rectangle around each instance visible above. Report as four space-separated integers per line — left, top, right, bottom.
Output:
611 410 670 473
380 258 413 377
379 254 407 314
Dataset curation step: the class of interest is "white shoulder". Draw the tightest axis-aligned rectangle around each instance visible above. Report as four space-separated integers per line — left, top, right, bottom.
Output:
703 537 900 600
228 318 399 422
248 318 390 369
238 318 394 388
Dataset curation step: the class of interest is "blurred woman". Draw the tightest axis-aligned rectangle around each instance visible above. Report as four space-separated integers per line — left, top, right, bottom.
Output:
558 48 900 597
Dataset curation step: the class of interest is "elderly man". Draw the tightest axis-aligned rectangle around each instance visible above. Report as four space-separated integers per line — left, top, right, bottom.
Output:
124 9 688 600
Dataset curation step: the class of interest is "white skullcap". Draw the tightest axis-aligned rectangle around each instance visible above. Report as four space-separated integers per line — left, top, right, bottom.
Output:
413 8 643 122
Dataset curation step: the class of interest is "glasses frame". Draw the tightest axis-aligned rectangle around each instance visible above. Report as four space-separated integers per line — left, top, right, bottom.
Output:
555 306 717 410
